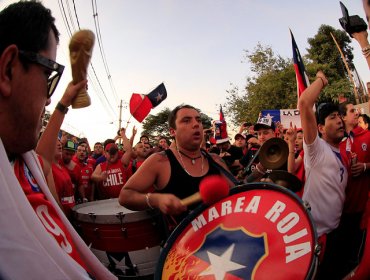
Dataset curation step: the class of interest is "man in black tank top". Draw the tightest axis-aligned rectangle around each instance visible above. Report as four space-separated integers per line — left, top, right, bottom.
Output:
119 104 232 223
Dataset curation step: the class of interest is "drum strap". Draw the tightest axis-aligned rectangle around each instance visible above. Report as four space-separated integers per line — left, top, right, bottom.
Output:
201 149 241 186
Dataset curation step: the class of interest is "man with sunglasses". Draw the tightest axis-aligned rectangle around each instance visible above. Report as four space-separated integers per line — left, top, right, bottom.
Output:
0 2 114 279
298 71 348 279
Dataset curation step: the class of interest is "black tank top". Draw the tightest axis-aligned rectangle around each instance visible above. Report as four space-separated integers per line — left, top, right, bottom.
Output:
159 149 220 203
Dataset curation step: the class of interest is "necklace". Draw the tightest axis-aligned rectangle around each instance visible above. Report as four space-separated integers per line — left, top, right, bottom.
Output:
178 150 202 165
176 147 204 176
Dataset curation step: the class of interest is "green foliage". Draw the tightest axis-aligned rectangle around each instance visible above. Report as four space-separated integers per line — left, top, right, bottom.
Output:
141 107 171 139
224 24 354 126
141 107 213 138
306 25 354 76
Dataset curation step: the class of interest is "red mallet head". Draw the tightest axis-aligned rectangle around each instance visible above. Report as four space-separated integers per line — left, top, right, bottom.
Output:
199 175 229 205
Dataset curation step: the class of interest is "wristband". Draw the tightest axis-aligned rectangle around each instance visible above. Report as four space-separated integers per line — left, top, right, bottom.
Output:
317 77 327 87
362 45 370 52
146 193 154 209
55 102 69 114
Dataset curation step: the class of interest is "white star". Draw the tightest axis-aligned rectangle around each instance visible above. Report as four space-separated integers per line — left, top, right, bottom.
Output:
265 113 274 121
199 243 246 280
155 92 163 102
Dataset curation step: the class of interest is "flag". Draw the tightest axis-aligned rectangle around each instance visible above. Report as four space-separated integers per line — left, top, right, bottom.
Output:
260 109 302 130
219 105 225 121
214 105 228 144
290 30 310 102
129 83 167 122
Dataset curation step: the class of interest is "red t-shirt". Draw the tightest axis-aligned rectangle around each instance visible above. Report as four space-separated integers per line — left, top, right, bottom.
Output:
295 150 305 198
52 163 75 218
79 165 94 199
340 127 370 213
86 156 96 169
13 157 86 269
59 159 81 189
97 160 131 199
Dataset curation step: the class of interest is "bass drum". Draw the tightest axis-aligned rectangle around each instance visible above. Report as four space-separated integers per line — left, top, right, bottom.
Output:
155 183 319 280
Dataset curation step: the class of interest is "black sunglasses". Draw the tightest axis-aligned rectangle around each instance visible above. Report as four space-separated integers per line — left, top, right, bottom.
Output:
18 50 65 98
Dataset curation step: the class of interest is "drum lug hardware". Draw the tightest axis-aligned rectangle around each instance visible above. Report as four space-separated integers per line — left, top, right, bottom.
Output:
93 227 100 238
121 227 128 237
116 212 128 238
303 201 311 211
88 212 97 222
88 212 100 238
314 244 321 256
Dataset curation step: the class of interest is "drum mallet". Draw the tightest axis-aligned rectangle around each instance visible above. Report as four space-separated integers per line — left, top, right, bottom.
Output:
180 175 229 207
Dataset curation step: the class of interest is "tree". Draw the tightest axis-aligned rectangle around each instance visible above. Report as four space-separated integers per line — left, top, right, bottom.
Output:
224 25 355 126
141 107 213 139
307 25 354 76
306 25 353 102
224 44 297 127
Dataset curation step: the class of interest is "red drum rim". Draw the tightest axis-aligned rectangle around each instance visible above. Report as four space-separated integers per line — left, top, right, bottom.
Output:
155 182 319 280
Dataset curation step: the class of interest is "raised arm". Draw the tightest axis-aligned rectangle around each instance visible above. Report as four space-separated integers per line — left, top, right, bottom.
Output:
298 71 328 145
352 31 370 69
120 128 133 168
36 80 87 177
286 123 298 174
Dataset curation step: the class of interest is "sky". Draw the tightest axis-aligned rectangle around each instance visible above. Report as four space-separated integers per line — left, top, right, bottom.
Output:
0 0 369 146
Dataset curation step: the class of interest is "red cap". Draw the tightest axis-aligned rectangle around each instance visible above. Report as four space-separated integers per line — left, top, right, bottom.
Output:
105 143 118 153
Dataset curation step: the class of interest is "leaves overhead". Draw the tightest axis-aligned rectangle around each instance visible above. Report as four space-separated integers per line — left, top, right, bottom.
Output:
141 107 213 140
224 24 354 127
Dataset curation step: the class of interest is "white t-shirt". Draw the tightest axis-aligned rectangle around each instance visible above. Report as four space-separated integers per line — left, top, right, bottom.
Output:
302 135 347 237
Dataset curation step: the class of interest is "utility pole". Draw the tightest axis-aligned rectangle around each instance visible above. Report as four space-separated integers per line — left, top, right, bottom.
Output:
118 99 123 144
118 99 123 131
330 32 360 104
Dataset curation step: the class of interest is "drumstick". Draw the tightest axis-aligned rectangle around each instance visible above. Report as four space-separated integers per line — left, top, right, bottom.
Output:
180 175 229 207
69 29 95 108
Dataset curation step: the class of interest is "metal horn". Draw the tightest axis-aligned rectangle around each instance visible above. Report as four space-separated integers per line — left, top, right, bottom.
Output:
268 170 303 193
259 137 289 170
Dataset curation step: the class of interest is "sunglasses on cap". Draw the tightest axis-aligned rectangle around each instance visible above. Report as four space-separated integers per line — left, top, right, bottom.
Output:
18 50 65 99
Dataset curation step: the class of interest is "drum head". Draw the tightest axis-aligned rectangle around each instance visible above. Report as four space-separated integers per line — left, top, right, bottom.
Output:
73 198 158 224
155 183 318 280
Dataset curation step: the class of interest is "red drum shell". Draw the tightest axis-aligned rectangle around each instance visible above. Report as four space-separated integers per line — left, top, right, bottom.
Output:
73 199 164 252
155 183 318 280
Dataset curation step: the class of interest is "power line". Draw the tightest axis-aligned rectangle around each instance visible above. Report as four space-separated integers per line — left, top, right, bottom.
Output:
72 0 81 30
65 0 77 32
60 0 118 119
91 0 120 104
57 0 73 37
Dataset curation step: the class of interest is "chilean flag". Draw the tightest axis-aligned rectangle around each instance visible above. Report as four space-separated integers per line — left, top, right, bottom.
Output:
129 83 167 122
290 30 310 104
219 105 225 121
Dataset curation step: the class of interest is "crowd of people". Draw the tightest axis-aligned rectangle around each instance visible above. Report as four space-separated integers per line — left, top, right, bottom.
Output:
0 0 369 279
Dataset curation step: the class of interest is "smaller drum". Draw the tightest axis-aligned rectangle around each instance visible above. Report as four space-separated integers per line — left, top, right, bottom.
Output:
73 198 165 252
155 183 319 280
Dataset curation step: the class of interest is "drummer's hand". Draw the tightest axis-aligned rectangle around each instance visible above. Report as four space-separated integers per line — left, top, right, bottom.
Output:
151 193 187 216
